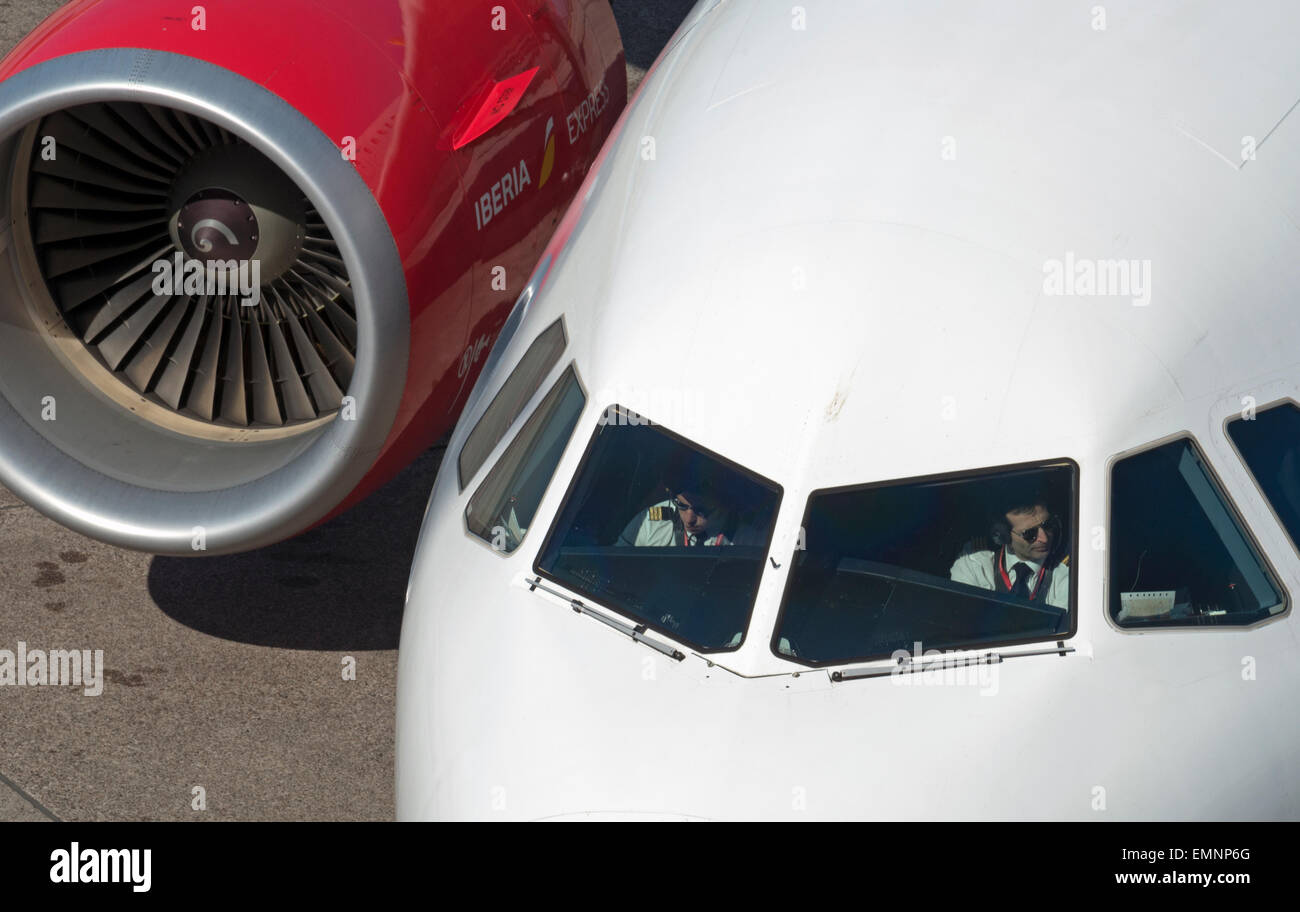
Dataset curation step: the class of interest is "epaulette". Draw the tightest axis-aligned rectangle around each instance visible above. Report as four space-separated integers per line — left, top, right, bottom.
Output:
647 506 671 521
1061 554 1070 567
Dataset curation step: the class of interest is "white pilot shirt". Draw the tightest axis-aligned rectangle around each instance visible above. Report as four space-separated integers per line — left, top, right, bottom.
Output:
616 499 732 547
949 547 1070 610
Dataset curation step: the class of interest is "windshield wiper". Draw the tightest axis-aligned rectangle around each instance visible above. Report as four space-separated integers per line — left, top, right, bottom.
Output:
528 577 686 661
831 644 1075 682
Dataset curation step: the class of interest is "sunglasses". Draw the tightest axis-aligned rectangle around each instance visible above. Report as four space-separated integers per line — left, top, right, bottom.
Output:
1011 515 1059 543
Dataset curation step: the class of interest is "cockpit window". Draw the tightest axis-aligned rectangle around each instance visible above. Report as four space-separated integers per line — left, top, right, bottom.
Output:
773 462 1076 667
1226 401 1300 554
534 407 782 651
465 364 586 553
1110 437 1285 628
458 318 566 491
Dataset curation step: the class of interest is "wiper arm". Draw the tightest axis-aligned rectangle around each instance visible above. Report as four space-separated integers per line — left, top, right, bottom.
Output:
528 577 686 661
831 644 1075 682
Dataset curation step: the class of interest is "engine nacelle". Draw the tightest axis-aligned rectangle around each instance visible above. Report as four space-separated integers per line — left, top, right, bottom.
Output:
0 0 624 554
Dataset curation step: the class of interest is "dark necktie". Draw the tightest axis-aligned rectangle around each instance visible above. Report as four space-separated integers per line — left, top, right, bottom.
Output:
1010 562 1032 598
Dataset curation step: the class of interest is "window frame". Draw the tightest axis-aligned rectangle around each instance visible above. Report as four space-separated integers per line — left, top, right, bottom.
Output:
1104 430 1290 633
457 315 567 492
461 360 588 558
1222 396 1300 567
531 404 785 654
769 456 1081 668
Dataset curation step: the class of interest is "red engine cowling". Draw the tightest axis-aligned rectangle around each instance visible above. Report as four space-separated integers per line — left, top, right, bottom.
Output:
0 0 624 554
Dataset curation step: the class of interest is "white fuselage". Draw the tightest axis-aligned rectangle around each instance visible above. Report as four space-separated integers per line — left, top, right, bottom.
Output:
397 0 1300 820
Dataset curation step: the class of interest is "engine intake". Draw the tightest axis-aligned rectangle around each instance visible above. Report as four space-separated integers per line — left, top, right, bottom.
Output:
0 49 408 554
17 100 356 434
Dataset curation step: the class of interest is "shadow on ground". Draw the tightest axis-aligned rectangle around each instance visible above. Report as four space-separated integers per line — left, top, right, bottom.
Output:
147 445 444 651
612 0 700 70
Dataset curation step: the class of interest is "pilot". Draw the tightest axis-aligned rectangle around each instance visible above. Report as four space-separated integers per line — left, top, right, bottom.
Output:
617 482 732 547
949 495 1069 609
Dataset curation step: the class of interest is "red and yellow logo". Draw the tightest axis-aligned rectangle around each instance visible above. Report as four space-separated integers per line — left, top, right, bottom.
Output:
539 116 556 189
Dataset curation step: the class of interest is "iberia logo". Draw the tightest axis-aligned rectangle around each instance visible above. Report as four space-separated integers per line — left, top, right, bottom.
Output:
539 117 556 189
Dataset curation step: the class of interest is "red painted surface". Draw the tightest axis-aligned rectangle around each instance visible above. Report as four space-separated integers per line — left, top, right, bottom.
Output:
0 0 625 532
452 66 541 150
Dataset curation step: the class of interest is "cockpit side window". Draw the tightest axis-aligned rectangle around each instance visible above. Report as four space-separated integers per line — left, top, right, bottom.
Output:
534 407 782 652
772 461 1077 667
1226 401 1300 556
458 318 566 491
1109 436 1286 628
464 364 586 554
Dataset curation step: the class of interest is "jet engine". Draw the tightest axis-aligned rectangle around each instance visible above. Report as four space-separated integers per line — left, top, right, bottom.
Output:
0 0 624 554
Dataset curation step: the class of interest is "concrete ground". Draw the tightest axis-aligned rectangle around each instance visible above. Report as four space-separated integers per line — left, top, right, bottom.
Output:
0 0 697 821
